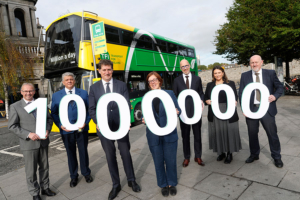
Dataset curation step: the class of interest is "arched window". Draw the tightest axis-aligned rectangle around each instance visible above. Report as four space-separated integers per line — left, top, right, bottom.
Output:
14 9 27 37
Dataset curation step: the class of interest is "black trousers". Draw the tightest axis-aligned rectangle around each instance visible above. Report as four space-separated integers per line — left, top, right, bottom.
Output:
61 131 91 179
179 119 202 159
98 133 135 188
246 107 281 159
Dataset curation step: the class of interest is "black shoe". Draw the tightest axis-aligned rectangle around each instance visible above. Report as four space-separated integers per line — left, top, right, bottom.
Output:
108 185 121 200
224 153 232 164
161 187 169 197
41 188 56 196
217 153 226 161
128 181 141 192
85 175 93 183
33 194 42 200
70 177 78 188
169 186 177 196
245 155 259 163
274 159 284 168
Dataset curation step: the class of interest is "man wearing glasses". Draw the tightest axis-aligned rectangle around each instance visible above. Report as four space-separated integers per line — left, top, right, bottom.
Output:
8 83 56 200
173 59 205 167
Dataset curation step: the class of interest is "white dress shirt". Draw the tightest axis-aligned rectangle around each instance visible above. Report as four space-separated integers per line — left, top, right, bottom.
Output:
102 78 113 93
182 72 192 88
65 86 75 94
252 69 263 104
23 98 35 138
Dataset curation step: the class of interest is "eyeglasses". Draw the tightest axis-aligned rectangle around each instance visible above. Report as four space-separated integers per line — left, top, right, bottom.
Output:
180 65 190 69
148 78 158 84
22 90 34 93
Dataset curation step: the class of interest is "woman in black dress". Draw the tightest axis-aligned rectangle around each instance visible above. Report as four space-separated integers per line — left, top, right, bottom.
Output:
204 66 241 164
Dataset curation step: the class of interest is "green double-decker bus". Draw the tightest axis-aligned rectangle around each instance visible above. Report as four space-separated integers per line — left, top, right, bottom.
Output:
44 11 198 132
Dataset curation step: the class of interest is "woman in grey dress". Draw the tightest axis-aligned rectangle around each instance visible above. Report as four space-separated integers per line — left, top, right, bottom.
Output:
204 66 241 164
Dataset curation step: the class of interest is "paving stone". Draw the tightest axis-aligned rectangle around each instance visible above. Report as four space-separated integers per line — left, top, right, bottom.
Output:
278 171 300 193
178 167 212 188
72 183 129 200
150 184 210 200
1 178 28 198
261 144 300 157
0 189 5 200
281 155 300 172
5 191 31 200
122 195 140 200
194 173 250 199
0 171 26 188
202 159 245 176
122 173 159 199
239 182 300 200
233 162 287 186
232 149 271 165
207 196 226 200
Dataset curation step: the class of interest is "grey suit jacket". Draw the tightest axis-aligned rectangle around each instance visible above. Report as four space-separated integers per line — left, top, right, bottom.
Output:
8 99 53 150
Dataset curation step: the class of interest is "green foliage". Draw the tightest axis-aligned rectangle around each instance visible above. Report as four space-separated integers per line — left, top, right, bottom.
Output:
198 65 207 70
214 0 300 64
207 62 222 70
0 31 34 98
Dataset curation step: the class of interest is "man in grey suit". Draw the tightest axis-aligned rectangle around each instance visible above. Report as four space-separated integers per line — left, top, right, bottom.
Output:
8 83 56 200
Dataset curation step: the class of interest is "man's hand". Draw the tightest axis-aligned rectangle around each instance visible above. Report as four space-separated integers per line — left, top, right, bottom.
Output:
44 130 49 139
29 132 40 141
142 118 145 124
235 101 237 106
243 113 247 118
61 125 71 132
176 108 179 115
202 100 204 110
205 100 211 105
79 123 86 129
96 124 100 131
268 95 276 103
129 123 131 131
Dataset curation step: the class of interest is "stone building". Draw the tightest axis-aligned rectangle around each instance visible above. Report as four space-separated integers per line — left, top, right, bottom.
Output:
0 0 45 97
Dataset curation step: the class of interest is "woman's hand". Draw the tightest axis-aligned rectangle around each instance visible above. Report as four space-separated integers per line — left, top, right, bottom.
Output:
206 99 211 105
235 101 237 106
176 108 179 115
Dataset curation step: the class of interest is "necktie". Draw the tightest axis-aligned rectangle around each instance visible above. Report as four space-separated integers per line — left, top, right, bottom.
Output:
27 102 36 118
106 83 111 93
255 73 261 102
69 91 75 106
185 76 190 89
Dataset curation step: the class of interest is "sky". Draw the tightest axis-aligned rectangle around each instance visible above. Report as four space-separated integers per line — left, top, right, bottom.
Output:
35 0 234 66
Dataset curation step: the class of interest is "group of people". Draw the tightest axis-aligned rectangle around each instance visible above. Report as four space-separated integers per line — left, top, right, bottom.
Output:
8 55 284 200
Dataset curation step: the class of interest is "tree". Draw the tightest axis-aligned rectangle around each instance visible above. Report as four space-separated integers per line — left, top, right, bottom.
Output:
214 0 300 77
207 62 221 70
0 31 34 119
198 65 207 70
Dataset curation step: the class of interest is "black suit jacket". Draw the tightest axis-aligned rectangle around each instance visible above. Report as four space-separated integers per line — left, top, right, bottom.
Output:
239 69 283 117
204 81 239 123
89 79 131 132
173 73 204 118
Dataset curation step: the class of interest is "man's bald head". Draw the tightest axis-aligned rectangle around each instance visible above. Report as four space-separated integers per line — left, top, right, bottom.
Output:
180 59 190 75
250 55 263 72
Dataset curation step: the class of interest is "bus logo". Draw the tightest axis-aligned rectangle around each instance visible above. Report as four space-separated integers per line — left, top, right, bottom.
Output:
95 25 101 34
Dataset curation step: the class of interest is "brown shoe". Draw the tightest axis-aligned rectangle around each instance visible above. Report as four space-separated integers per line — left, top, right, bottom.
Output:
195 158 205 166
182 159 190 167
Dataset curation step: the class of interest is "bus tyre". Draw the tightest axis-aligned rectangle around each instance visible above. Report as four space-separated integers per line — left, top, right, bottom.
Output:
134 104 142 122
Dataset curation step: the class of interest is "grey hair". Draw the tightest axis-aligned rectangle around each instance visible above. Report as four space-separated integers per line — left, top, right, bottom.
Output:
21 83 34 91
62 72 75 80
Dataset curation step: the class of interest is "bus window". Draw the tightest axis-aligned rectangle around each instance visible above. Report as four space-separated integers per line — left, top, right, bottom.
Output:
83 19 97 40
155 39 167 53
136 35 153 50
127 72 146 92
187 48 195 57
168 43 178 54
80 71 94 92
179 46 187 57
105 25 120 44
121 30 134 46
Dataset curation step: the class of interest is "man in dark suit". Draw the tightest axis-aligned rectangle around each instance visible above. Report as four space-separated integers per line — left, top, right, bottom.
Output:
173 59 205 167
8 83 56 200
89 59 141 200
239 55 284 168
51 72 93 188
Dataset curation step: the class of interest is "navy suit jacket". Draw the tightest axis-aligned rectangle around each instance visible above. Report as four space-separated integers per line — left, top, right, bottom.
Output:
173 73 204 119
145 90 182 147
88 79 130 133
239 69 283 117
51 87 91 134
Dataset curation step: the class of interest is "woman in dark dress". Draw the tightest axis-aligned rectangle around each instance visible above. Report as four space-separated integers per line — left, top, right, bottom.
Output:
142 71 181 197
204 66 241 164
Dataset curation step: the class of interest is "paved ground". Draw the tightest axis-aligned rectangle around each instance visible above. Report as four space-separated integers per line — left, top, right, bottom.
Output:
0 95 300 200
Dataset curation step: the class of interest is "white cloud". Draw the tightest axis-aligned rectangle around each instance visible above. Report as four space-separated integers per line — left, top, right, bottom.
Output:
35 0 234 66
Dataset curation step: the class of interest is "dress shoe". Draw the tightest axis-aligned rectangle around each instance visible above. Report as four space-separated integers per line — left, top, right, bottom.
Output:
108 185 121 200
224 153 232 164
217 153 226 161
194 158 205 166
182 159 190 167
33 194 42 200
70 177 78 188
128 181 141 192
245 155 259 163
169 186 177 196
85 175 93 183
161 186 169 197
274 159 284 168
41 188 56 196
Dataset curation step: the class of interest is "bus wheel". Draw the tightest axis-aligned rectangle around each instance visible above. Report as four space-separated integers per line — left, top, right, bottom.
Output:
134 104 142 122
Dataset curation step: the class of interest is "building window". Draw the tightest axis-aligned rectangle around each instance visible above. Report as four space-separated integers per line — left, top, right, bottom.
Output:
14 9 27 37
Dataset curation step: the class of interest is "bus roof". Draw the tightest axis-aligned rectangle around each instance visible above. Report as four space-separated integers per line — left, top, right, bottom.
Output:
46 11 195 49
